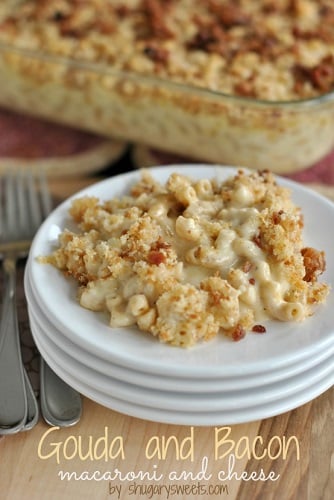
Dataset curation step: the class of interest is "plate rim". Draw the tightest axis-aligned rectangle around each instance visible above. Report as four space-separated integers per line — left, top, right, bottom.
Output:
31 316 334 426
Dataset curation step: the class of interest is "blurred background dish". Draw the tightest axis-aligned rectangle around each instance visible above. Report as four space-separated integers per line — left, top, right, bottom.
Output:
0 1 334 174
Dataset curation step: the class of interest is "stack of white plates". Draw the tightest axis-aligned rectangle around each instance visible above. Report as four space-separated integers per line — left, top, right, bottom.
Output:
24 165 334 425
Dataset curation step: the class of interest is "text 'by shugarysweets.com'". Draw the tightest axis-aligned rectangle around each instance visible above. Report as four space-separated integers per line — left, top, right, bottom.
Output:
37 425 301 498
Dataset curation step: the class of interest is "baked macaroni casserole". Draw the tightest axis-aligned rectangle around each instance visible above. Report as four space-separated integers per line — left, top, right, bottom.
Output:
1 0 334 100
0 1 334 171
45 169 329 347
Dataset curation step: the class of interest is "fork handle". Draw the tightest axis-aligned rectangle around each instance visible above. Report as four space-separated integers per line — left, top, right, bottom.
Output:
0 256 27 431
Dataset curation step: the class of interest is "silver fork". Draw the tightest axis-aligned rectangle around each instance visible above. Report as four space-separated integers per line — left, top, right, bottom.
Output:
0 170 50 433
0 170 82 433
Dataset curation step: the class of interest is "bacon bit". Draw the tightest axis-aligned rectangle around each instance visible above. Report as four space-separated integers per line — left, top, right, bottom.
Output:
293 10 334 44
94 19 116 35
231 325 246 342
301 247 326 282
147 250 166 265
262 1 282 14
319 5 334 29
249 278 255 285
293 63 310 81
292 27 318 41
143 44 169 63
59 16 94 38
0 18 16 31
115 5 132 18
320 5 334 16
252 324 266 334
253 233 262 248
272 210 284 225
141 0 174 40
52 11 67 22
187 22 230 57
209 1 251 28
59 22 78 37
293 55 334 94
293 64 311 94
318 27 334 45
151 238 171 251
146 238 171 264
234 80 256 98
310 55 334 92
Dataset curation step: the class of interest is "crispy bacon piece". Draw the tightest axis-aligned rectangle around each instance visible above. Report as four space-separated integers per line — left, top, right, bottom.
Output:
252 324 266 334
253 233 263 249
208 1 251 28
231 325 246 341
147 238 171 265
310 55 334 92
141 0 174 39
301 247 326 282
187 22 230 57
143 44 169 63
234 80 256 98
147 250 166 265
293 55 334 94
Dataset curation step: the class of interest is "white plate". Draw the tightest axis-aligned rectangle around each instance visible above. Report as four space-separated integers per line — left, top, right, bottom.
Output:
28 165 334 378
30 314 334 426
25 267 334 393
29 306 334 413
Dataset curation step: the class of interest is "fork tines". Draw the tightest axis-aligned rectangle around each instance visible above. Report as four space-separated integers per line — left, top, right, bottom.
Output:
0 170 52 241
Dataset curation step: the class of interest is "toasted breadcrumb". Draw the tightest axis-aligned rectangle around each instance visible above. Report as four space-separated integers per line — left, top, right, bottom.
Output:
1 0 334 100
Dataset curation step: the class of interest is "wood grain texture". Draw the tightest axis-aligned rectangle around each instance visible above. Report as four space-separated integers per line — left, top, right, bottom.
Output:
0 398 262 500
237 387 334 500
1 390 333 499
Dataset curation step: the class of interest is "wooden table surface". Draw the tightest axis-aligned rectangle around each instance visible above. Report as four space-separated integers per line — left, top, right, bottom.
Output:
0 174 333 500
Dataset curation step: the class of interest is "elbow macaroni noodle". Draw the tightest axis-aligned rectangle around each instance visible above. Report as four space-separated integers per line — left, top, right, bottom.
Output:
45 169 329 347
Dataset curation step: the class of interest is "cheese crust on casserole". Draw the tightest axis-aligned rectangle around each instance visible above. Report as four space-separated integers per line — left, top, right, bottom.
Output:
1 1 334 173
44 170 329 347
0 0 334 101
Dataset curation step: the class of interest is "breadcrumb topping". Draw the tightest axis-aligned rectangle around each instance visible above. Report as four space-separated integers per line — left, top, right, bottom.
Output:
1 0 334 100
43 169 330 347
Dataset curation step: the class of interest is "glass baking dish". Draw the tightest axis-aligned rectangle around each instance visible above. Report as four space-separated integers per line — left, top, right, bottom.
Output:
0 1 334 175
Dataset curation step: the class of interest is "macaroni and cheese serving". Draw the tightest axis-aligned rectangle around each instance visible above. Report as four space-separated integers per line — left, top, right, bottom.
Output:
1 1 334 172
45 169 329 347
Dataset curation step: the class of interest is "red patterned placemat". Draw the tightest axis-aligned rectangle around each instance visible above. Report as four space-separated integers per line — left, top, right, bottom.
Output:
0 107 128 176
